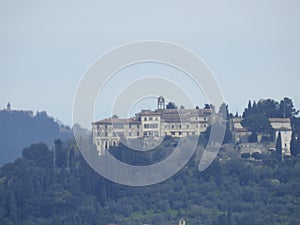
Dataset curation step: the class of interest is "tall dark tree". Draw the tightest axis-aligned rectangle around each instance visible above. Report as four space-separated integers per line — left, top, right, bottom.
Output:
290 132 300 156
276 132 283 160
54 139 67 168
278 97 299 118
242 100 252 118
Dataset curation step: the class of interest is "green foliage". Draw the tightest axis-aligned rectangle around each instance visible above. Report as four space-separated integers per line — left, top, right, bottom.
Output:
1 140 300 225
279 97 299 118
241 153 250 159
166 102 178 109
251 152 262 160
241 114 274 134
243 97 298 119
0 110 73 166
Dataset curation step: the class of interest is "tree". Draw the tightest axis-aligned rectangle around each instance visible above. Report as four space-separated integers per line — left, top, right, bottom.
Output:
166 102 177 109
290 132 300 156
241 114 274 134
241 153 251 159
242 100 252 118
243 99 281 118
278 97 299 118
256 99 279 118
22 143 52 167
252 152 262 160
204 104 211 110
54 139 67 168
276 132 283 160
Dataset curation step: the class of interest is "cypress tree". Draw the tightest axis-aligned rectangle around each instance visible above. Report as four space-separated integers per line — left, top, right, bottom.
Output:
276 132 283 160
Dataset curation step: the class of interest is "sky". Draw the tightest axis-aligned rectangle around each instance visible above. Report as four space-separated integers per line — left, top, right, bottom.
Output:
1 0 300 127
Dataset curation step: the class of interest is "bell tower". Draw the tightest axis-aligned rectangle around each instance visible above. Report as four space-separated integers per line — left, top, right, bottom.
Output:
157 96 165 110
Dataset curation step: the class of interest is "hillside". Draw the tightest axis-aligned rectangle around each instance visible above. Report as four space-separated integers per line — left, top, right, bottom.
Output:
0 140 299 225
0 108 73 165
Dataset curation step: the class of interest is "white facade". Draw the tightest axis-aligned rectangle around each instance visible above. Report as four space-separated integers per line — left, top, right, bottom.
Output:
92 100 213 155
269 118 292 156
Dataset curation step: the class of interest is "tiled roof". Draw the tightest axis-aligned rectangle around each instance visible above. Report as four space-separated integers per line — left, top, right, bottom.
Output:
93 118 141 124
269 118 291 123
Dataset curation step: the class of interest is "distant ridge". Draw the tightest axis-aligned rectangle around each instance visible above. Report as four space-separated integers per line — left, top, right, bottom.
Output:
0 103 73 165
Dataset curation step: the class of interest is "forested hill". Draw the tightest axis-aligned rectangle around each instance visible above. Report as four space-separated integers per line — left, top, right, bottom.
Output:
0 140 300 225
0 109 73 165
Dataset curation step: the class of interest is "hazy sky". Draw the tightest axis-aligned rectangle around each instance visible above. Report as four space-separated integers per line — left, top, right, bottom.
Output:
1 0 300 126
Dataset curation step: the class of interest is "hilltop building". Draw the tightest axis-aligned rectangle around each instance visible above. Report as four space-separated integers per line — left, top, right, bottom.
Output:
92 96 214 155
1 103 33 117
229 117 292 156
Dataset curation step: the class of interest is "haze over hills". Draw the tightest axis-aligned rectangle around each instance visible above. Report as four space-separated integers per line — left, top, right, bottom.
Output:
0 103 73 165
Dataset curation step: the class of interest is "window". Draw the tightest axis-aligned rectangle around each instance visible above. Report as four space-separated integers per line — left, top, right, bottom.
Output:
137 132 140 136
105 124 108 129
143 117 147 121
105 132 108 137
186 125 189 128
171 131 175 135
179 131 182 135
149 124 158 129
172 125 174 128
113 124 124 129
204 117 207 121
149 117 153 121
129 132 132 136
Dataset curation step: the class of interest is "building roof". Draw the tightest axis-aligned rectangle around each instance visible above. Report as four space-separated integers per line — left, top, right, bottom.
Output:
93 108 213 124
138 110 162 116
161 109 211 122
269 118 291 123
92 118 141 124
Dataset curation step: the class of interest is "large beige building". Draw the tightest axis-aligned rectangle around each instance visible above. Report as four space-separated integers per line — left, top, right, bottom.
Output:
92 96 213 155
